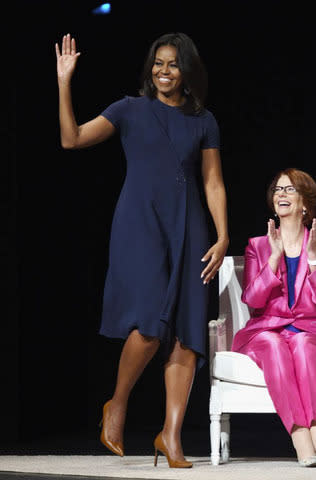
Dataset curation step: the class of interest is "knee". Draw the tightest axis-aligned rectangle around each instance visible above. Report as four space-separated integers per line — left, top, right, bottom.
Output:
130 329 160 349
254 331 286 352
169 339 197 365
290 332 316 353
139 332 160 348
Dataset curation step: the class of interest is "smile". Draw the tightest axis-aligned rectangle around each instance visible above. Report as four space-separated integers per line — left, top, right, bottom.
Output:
157 77 172 84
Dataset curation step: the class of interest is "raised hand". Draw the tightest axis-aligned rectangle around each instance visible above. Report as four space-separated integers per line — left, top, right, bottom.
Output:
267 218 284 259
55 33 81 84
306 218 316 261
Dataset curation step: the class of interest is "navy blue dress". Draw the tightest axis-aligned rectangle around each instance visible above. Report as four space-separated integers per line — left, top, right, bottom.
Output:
99 95 220 368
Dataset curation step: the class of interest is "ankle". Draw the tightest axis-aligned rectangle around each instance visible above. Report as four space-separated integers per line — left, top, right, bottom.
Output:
109 397 128 412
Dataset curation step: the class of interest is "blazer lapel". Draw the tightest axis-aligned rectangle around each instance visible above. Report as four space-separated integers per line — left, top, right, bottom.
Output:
278 254 289 300
293 227 309 308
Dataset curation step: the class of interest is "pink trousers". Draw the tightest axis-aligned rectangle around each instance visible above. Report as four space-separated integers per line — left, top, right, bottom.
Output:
238 329 316 434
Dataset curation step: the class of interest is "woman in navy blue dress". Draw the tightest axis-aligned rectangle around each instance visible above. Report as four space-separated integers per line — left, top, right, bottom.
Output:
56 32 229 467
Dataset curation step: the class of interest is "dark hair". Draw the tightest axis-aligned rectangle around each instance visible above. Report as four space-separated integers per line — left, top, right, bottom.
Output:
140 32 208 115
267 168 316 226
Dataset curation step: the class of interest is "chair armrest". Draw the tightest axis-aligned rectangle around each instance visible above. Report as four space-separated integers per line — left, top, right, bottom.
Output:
208 316 227 361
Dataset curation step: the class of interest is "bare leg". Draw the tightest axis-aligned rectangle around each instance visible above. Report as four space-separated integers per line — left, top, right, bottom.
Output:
310 421 316 451
104 329 160 445
291 425 316 460
161 340 197 461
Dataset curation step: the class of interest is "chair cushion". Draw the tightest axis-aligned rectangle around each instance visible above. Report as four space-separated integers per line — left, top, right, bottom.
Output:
212 351 267 387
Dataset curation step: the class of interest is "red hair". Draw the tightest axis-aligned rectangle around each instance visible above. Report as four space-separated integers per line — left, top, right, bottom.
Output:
267 168 316 226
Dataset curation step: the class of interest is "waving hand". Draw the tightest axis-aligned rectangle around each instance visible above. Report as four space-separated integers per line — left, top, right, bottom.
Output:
55 34 81 84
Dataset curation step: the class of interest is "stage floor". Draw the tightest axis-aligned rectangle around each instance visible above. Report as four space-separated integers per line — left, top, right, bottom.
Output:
0 455 316 480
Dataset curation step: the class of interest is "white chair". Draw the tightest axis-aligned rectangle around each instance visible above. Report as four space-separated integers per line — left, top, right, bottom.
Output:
209 256 276 466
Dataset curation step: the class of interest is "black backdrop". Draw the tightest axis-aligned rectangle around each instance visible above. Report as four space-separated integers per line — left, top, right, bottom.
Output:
3 0 316 457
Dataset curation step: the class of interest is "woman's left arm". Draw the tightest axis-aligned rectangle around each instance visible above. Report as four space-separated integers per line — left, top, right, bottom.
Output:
201 148 229 283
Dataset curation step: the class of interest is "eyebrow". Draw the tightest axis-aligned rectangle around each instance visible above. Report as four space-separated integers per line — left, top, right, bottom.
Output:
154 57 177 63
275 184 294 187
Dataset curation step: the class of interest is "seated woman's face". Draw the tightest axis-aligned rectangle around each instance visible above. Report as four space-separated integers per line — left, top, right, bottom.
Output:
273 174 306 221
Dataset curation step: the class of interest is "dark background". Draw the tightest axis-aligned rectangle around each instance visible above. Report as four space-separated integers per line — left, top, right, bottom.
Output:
3 0 316 458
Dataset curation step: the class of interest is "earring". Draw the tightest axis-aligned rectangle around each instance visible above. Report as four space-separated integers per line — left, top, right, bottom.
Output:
303 209 307 216
274 213 278 217
184 87 191 96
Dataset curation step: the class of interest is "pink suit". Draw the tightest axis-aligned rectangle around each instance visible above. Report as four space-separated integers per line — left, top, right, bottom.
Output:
232 227 316 433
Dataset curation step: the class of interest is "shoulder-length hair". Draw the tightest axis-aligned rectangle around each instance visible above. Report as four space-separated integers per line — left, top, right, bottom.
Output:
267 167 316 226
140 32 208 116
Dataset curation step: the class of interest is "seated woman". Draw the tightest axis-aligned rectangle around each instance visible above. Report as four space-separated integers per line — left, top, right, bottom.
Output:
232 168 316 467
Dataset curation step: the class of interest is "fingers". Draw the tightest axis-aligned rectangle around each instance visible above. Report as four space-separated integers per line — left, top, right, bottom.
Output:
55 42 61 59
62 34 66 55
267 218 275 236
201 247 222 284
66 33 71 55
201 256 223 284
201 249 212 262
267 220 271 236
59 34 79 56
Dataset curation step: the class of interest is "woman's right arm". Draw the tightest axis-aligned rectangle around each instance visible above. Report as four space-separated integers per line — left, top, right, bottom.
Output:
242 231 283 309
56 34 115 149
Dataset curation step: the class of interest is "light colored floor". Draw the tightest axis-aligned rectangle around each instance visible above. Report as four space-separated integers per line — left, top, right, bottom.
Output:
0 456 316 480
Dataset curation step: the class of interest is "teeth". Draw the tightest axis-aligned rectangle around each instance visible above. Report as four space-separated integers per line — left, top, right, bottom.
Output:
159 78 171 83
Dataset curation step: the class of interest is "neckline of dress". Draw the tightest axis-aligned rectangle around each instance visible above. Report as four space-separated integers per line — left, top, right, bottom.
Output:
153 97 183 110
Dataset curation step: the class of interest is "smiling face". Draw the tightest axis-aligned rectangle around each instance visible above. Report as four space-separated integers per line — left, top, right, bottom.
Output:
151 45 183 103
273 174 306 221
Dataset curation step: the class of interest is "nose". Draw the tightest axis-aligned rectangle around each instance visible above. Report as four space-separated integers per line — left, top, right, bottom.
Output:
160 64 170 75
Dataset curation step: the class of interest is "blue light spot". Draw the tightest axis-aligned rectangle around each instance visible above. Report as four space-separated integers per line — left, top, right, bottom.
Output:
92 3 111 15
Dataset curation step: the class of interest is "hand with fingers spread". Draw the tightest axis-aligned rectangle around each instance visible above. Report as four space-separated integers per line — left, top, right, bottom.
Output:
200 238 229 284
306 218 316 262
55 33 81 84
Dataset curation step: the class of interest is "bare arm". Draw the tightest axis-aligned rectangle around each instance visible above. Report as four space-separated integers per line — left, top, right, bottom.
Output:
200 148 229 283
56 34 115 149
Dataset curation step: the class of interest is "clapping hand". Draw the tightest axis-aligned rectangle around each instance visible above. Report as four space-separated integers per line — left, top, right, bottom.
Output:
267 218 284 259
306 218 316 261
55 33 81 84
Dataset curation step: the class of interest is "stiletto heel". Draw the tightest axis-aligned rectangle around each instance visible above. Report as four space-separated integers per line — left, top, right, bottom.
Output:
154 448 158 466
153 432 193 468
100 400 124 457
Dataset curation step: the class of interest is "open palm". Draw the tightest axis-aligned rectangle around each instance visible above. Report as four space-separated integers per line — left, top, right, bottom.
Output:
55 33 81 83
267 218 284 257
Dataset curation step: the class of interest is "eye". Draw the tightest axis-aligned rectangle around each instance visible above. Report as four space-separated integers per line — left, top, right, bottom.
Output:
154 61 162 66
170 63 178 68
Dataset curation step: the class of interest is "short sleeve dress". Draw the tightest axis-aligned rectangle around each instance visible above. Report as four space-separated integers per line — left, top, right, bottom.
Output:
99 95 220 369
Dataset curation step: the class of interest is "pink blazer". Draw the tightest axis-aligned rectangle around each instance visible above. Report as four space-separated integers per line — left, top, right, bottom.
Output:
232 227 316 352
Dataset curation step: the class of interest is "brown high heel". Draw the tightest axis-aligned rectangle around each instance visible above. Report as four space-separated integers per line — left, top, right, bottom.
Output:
153 432 193 468
99 400 124 457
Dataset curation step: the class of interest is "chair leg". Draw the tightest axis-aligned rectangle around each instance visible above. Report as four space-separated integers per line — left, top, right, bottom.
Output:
210 413 221 465
220 413 230 463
